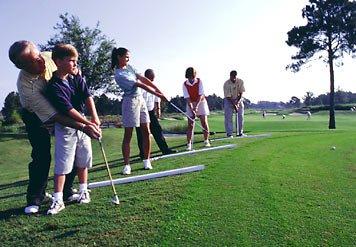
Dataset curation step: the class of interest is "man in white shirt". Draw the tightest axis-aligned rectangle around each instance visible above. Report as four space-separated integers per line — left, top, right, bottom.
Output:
136 69 176 158
223 70 245 137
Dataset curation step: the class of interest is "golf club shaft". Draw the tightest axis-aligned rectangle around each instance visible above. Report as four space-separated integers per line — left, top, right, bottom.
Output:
235 111 238 136
169 102 211 134
98 139 119 198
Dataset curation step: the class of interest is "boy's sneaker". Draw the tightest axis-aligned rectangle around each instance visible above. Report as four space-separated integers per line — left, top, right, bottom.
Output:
186 143 193 151
204 140 211 147
122 165 131 175
78 190 91 204
143 160 153 170
47 200 65 215
24 205 39 214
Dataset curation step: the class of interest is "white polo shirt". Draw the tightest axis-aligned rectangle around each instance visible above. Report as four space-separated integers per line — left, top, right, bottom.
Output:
142 90 160 111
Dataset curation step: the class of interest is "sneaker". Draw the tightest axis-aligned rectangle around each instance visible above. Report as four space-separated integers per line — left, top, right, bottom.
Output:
237 133 247 137
64 193 80 202
227 135 234 138
78 190 91 204
122 165 131 175
143 161 153 170
47 200 65 215
24 205 39 214
186 143 192 151
204 140 211 147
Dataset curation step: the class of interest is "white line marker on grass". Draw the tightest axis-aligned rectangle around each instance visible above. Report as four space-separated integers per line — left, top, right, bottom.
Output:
88 165 205 189
151 144 236 161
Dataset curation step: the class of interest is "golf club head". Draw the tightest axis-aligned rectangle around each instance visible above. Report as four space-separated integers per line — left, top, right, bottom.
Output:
111 195 120 205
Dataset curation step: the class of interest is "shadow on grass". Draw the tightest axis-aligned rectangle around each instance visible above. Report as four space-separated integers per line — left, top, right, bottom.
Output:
0 180 28 191
54 230 80 239
0 143 187 193
0 191 26 200
0 133 28 142
0 207 24 220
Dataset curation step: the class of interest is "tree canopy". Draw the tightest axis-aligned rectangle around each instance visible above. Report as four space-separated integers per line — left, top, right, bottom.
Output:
1 92 21 125
286 0 355 72
286 0 355 129
40 13 119 94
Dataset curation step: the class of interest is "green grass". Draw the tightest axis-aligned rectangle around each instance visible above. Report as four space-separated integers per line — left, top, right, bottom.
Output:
0 111 355 246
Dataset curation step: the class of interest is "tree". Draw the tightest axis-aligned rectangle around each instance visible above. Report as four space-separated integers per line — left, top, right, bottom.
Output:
288 96 302 108
94 94 122 115
303 91 314 106
167 96 186 113
206 94 224 111
1 92 22 125
40 13 119 94
286 0 355 129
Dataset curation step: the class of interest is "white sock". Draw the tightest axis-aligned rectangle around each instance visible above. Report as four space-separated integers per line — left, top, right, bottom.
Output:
79 183 88 192
53 192 63 202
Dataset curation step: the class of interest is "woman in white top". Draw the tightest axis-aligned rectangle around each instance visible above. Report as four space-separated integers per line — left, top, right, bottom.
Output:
182 67 211 151
112 47 166 175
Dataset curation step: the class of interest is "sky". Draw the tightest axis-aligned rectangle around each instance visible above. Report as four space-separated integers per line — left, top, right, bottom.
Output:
0 0 355 108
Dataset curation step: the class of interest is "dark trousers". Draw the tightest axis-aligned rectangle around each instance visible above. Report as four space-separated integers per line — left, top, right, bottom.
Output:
21 109 77 206
136 110 170 158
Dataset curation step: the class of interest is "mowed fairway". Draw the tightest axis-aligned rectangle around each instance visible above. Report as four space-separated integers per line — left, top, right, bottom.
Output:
0 111 355 246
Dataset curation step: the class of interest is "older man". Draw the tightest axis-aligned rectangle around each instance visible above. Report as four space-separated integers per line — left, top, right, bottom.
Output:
223 70 245 137
135 69 176 159
8 40 101 214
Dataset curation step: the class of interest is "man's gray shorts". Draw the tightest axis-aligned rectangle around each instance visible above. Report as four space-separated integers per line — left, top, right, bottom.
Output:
122 95 150 127
54 123 92 175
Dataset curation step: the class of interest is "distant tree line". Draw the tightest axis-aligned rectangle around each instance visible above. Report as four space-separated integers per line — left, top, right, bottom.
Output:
3 89 356 125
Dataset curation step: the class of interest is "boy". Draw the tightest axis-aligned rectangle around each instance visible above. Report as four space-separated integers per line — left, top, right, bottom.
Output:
46 44 100 215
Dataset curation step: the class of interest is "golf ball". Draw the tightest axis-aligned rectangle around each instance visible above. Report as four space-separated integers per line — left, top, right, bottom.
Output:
331 146 336 150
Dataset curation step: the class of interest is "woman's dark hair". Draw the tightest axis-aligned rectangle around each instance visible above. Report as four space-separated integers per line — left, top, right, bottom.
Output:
185 67 196 79
111 47 128 69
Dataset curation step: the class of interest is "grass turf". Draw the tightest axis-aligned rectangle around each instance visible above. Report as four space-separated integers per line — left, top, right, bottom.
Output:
0 111 355 246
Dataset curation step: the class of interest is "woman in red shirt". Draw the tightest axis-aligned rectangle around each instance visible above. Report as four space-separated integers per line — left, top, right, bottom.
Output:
182 67 211 151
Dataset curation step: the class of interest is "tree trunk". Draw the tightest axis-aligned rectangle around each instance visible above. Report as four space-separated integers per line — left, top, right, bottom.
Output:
328 43 336 129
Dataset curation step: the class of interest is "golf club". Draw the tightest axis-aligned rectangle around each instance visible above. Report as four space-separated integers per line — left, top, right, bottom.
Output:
169 102 215 135
98 138 120 205
235 111 238 137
